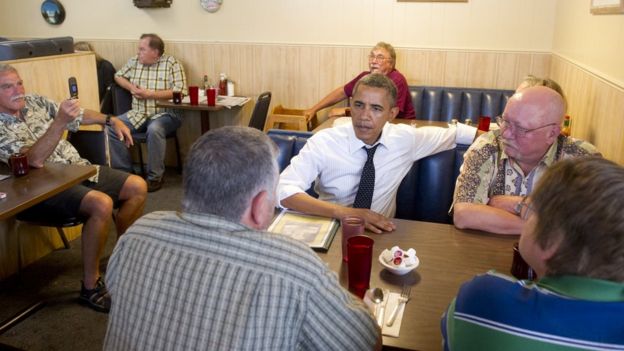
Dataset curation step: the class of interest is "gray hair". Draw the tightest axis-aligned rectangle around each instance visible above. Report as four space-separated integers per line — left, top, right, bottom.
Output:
74 41 103 63
373 41 396 67
0 63 18 75
353 73 398 108
181 126 279 222
517 75 567 112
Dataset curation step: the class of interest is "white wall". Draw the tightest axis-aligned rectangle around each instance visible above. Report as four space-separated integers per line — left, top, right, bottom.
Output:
552 0 624 87
0 0 555 51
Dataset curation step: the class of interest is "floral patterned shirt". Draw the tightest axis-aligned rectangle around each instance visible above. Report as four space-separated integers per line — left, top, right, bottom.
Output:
453 130 600 205
115 54 187 129
0 94 99 182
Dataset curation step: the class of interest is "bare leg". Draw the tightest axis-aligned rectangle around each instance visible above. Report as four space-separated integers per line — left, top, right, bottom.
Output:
115 174 147 236
78 191 113 289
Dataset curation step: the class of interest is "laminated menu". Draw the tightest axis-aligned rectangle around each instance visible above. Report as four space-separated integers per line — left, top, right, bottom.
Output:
268 210 338 252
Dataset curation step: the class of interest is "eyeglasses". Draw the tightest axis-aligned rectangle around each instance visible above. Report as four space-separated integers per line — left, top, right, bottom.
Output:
496 116 556 137
368 54 390 62
519 201 535 221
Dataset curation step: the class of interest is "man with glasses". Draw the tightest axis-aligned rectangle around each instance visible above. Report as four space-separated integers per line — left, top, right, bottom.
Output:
304 42 415 120
452 86 600 235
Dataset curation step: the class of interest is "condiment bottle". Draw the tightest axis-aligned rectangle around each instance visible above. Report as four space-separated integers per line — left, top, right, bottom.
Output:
561 115 571 137
218 73 227 96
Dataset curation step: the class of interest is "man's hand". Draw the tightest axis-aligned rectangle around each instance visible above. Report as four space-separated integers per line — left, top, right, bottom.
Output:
56 99 81 124
129 85 153 100
335 207 396 234
303 108 317 121
488 195 525 214
110 117 134 147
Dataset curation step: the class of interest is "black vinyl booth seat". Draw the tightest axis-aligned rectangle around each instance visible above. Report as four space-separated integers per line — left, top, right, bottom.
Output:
409 86 514 123
267 129 468 224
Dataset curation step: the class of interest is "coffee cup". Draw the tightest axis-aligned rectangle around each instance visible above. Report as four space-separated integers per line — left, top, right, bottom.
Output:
9 153 29 177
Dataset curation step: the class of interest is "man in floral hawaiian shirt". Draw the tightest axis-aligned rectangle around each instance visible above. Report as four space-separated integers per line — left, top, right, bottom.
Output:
452 86 600 235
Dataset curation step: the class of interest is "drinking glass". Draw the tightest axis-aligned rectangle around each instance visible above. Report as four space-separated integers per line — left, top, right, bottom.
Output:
341 216 365 262
478 116 491 132
510 242 537 280
347 235 374 298
188 86 199 105
9 153 29 177
172 91 182 104
207 87 217 106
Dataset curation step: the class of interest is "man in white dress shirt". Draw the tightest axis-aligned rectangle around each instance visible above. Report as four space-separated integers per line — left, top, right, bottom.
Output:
278 73 477 233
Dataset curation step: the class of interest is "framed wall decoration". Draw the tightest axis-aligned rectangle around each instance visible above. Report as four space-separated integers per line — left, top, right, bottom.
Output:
397 0 467 2
590 0 624 14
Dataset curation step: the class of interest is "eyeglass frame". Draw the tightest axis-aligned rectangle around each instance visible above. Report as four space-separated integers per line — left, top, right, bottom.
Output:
368 54 390 62
495 115 557 137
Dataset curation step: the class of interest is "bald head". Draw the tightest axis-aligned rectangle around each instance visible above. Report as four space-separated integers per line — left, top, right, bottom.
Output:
507 86 565 126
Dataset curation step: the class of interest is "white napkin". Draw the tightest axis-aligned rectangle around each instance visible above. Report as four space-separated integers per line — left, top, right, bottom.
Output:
364 290 406 337
380 292 405 337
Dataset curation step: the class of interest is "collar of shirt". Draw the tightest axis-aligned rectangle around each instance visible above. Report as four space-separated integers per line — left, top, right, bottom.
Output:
177 211 254 233
346 122 390 155
537 275 624 302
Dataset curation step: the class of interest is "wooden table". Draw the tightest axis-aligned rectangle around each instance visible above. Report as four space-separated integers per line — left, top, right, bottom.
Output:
156 100 225 134
317 218 516 351
0 163 97 220
0 163 96 335
313 117 451 132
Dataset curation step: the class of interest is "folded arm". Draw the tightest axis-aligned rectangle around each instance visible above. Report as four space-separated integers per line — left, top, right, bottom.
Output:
453 200 524 235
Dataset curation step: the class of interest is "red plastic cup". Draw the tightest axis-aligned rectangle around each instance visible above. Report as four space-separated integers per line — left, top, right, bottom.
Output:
511 242 537 280
189 86 199 105
341 216 365 262
207 87 217 106
9 153 29 177
172 91 182 104
347 235 374 298
477 116 491 132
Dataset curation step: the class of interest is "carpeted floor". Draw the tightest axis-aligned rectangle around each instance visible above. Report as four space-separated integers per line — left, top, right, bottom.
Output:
0 168 183 351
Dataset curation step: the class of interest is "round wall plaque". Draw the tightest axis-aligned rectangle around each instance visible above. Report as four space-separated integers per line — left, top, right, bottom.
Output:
41 0 66 25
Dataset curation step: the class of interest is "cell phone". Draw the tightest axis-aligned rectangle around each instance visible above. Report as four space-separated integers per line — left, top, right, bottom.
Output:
68 77 78 99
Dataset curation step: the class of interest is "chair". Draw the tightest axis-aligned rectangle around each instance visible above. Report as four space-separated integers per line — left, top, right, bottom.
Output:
15 129 110 267
110 83 182 176
264 105 318 132
248 91 271 131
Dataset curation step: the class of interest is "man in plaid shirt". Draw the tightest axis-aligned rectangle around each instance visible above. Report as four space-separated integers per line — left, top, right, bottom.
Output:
109 33 187 192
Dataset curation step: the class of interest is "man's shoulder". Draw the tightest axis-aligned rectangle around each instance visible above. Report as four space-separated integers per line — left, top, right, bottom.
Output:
560 136 601 158
388 69 408 85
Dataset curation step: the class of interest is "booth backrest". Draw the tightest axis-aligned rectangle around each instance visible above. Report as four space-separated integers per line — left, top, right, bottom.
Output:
268 129 468 224
410 86 514 123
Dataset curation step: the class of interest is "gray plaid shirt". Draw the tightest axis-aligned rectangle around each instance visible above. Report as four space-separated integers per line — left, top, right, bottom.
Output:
104 211 379 351
0 94 99 181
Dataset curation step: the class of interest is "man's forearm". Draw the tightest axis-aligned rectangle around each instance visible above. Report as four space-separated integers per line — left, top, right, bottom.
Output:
24 119 67 167
453 202 523 235
281 193 344 219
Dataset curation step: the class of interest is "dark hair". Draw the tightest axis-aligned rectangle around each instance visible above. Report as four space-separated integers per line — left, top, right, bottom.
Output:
140 33 165 56
531 157 624 282
181 126 279 222
353 73 398 108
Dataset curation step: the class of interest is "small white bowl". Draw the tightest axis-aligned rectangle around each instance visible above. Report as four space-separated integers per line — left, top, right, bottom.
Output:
378 252 420 276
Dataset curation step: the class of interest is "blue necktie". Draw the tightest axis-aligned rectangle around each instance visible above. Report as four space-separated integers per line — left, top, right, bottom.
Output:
353 144 379 209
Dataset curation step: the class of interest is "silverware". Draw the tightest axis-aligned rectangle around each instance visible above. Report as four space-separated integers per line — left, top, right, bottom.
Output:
371 288 384 327
386 285 411 327
377 289 389 327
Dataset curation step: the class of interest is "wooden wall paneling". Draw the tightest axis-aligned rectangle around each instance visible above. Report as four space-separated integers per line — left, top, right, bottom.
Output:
443 51 468 87
466 52 498 88
399 49 429 85
424 50 446 86
495 52 521 89
529 53 551 79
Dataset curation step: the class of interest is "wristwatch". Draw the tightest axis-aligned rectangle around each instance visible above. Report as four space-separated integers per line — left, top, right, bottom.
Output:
514 196 527 216
105 114 112 126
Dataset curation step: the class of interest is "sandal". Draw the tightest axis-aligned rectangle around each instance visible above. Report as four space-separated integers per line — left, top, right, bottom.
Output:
79 277 111 313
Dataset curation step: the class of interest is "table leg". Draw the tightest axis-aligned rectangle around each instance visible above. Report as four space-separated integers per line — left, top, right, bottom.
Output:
0 301 45 335
200 111 211 134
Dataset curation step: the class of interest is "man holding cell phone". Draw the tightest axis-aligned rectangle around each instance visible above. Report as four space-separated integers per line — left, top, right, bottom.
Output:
0 64 147 313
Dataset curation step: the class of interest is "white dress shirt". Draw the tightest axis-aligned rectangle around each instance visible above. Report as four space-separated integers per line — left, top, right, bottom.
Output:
278 122 476 217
